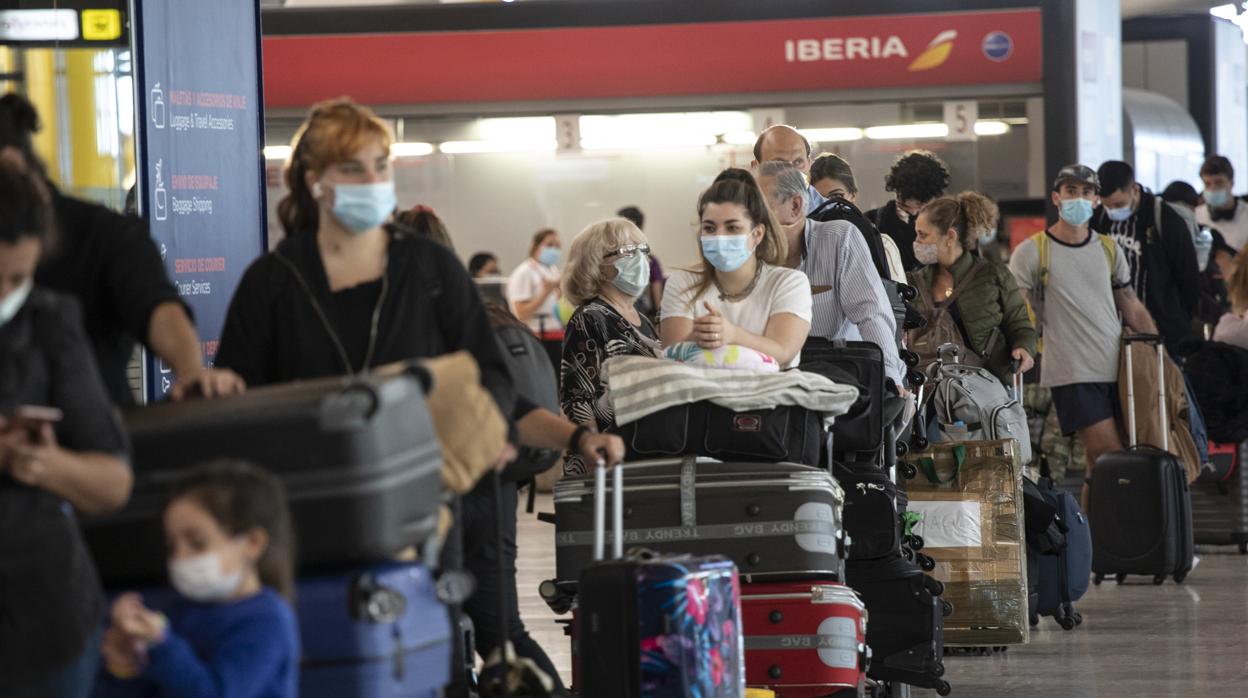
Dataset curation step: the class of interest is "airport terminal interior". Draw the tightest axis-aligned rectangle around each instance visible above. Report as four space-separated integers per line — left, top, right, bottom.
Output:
3 0 1248 697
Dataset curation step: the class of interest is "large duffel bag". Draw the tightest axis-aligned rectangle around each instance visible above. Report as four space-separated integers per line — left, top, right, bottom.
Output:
82 369 442 585
554 458 845 584
611 401 823 467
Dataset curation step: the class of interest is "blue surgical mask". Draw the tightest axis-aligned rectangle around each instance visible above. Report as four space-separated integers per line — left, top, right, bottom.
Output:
611 251 650 298
1105 204 1133 222
1205 188 1231 208
331 181 396 233
977 229 997 247
701 234 753 272
537 246 561 267
1059 198 1094 227
0 280 32 328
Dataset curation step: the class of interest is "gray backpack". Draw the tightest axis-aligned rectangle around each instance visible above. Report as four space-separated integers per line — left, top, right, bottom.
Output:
933 362 1033 465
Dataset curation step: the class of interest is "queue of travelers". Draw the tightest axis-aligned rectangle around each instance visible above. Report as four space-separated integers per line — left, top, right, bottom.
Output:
0 92 1232 697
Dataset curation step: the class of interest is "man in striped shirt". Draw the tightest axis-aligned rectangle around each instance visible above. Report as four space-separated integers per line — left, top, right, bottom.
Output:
756 161 904 388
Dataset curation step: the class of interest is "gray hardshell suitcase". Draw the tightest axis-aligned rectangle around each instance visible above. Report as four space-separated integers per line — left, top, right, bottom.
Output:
554 458 845 583
1191 441 1248 552
83 369 443 585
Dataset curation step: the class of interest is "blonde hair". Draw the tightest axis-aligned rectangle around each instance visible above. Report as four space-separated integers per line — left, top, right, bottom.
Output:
1229 253 1248 315
563 218 647 306
278 98 393 237
919 191 999 250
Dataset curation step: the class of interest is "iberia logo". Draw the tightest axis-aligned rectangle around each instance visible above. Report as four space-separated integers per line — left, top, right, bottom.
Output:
907 30 957 71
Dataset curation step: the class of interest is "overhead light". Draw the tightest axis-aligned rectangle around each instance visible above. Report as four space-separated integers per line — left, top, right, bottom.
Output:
865 123 949 140
263 145 292 160
390 142 435 157
800 127 865 143
973 120 1011 136
438 140 558 154
580 111 750 151
722 131 758 146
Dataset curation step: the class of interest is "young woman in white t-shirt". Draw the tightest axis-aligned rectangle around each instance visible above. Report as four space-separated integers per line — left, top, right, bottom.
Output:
507 228 563 337
661 170 813 368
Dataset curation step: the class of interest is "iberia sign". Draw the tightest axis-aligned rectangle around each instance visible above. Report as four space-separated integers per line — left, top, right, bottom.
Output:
263 9 1042 108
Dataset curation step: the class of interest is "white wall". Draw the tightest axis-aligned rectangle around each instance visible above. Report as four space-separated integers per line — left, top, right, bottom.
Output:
1075 0 1124 167
1214 18 1248 181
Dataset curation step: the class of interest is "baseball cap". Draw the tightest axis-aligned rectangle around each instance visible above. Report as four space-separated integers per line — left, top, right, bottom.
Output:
1053 164 1099 191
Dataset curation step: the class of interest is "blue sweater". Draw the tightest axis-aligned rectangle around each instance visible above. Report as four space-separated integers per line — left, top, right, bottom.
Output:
96 588 299 698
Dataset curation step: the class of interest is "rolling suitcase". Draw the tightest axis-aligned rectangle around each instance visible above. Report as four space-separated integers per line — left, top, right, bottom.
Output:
82 369 443 585
298 562 452 698
555 458 846 584
801 339 886 459
1091 336 1195 585
741 582 869 698
1190 441 1248 552
845 558 951 697
576 463 745 698
1028 469 1091 630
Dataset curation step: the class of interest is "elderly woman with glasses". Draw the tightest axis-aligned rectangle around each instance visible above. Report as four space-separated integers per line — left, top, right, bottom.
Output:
559 218 663 475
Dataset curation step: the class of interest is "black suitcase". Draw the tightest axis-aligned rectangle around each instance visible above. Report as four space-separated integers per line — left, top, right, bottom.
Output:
836 461 903 562
801 338 886 458
1091 336 1195 585
554 458 846 583
846 557 951 697
82 369 443 585
1190 441 1248 552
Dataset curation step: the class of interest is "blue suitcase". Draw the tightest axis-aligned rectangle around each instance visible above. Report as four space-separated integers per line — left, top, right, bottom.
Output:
298 562 452 698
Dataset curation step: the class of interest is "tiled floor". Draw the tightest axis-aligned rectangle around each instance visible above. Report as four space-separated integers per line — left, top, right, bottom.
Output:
516 492 1248 697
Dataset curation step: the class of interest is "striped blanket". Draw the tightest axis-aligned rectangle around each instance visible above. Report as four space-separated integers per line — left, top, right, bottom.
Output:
602 355 860 426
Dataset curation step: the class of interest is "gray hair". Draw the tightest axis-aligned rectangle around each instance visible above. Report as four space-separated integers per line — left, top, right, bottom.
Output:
758 160 809 210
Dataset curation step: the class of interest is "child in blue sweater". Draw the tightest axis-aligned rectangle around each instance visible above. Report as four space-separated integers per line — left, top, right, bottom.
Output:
97 460 299 698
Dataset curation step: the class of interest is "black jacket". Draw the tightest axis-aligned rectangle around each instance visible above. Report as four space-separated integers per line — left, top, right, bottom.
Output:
1092 190 1201 353
215 226 515 419
867 200 920 272
35 190 184 405
0 288 129 690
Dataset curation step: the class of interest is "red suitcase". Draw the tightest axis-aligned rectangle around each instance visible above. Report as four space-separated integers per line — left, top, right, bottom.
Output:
741 582 869 697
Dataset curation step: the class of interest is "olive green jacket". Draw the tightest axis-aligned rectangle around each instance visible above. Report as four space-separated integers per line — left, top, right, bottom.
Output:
908 252 1038 384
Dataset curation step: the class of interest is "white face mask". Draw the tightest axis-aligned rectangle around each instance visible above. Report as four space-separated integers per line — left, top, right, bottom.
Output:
0 280 32 328
169 552 244 603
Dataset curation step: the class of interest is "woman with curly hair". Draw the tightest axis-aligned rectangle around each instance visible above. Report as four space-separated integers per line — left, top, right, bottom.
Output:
867 149 951 272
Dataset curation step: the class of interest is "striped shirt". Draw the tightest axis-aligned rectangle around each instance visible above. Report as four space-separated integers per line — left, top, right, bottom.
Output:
799 218 904 385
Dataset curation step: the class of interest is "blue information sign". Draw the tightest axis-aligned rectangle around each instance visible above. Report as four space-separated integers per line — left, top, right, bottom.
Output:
133 0 267 401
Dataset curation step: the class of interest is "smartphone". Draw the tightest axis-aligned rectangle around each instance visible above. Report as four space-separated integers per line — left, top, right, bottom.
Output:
5 405 64 435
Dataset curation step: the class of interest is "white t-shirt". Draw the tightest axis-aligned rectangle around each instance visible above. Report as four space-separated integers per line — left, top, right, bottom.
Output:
1196 198 1248 251
661 264 813 368
507 258 563 334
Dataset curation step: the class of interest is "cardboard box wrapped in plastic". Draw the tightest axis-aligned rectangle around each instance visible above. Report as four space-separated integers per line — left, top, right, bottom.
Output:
903 439 1029 647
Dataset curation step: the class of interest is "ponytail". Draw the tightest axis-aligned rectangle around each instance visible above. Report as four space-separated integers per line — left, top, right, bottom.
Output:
921 191 999 250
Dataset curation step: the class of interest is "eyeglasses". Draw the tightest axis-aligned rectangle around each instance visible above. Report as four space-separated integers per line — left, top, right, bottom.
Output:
604 243 651 260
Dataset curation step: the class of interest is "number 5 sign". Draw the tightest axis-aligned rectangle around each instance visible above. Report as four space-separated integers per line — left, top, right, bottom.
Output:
944 100 978 142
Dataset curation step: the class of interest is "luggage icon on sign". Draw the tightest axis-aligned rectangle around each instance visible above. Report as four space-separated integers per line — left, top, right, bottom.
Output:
153 159 168 221
151 83 165 129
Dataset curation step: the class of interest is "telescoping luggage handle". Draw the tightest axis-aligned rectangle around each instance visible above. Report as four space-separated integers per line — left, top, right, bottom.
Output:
1123 334 1168 451
592 455 624 562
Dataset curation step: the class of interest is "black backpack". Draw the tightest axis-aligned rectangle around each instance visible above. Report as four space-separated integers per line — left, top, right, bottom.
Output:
494 323 562 482
809 196 892 281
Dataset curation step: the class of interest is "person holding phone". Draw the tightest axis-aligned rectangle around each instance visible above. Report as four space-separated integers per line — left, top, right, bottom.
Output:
0 161 133 696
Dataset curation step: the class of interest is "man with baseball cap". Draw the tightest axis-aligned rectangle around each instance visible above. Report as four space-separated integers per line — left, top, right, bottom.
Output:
1009 164 1157 510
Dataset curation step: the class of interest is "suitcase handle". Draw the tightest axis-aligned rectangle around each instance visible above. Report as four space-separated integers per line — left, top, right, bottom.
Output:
592 452 623 562
1123 337 1168 450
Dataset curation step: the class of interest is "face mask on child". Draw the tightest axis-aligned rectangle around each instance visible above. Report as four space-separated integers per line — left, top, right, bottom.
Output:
169 552 245 602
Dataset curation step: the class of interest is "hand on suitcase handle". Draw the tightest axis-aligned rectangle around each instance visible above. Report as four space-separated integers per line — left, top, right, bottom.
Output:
577 433 624 469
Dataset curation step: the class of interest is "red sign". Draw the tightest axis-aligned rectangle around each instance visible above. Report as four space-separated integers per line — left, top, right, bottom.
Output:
262 9 1042 108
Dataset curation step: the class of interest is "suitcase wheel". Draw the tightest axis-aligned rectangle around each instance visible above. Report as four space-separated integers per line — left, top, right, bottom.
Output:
1058 615 1076 631
1073 612 1084 626
1093 573 1104 586
941 600 954 617
896 441 910 458
900 462 918 480
936 679 952 696
907 534 925 551
933 662 945 677
1153 574 1166 585
1174 571 1187 584
901 349 920 368
1116 573 1128 585
1029 613 1039 627
918 554 936 572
